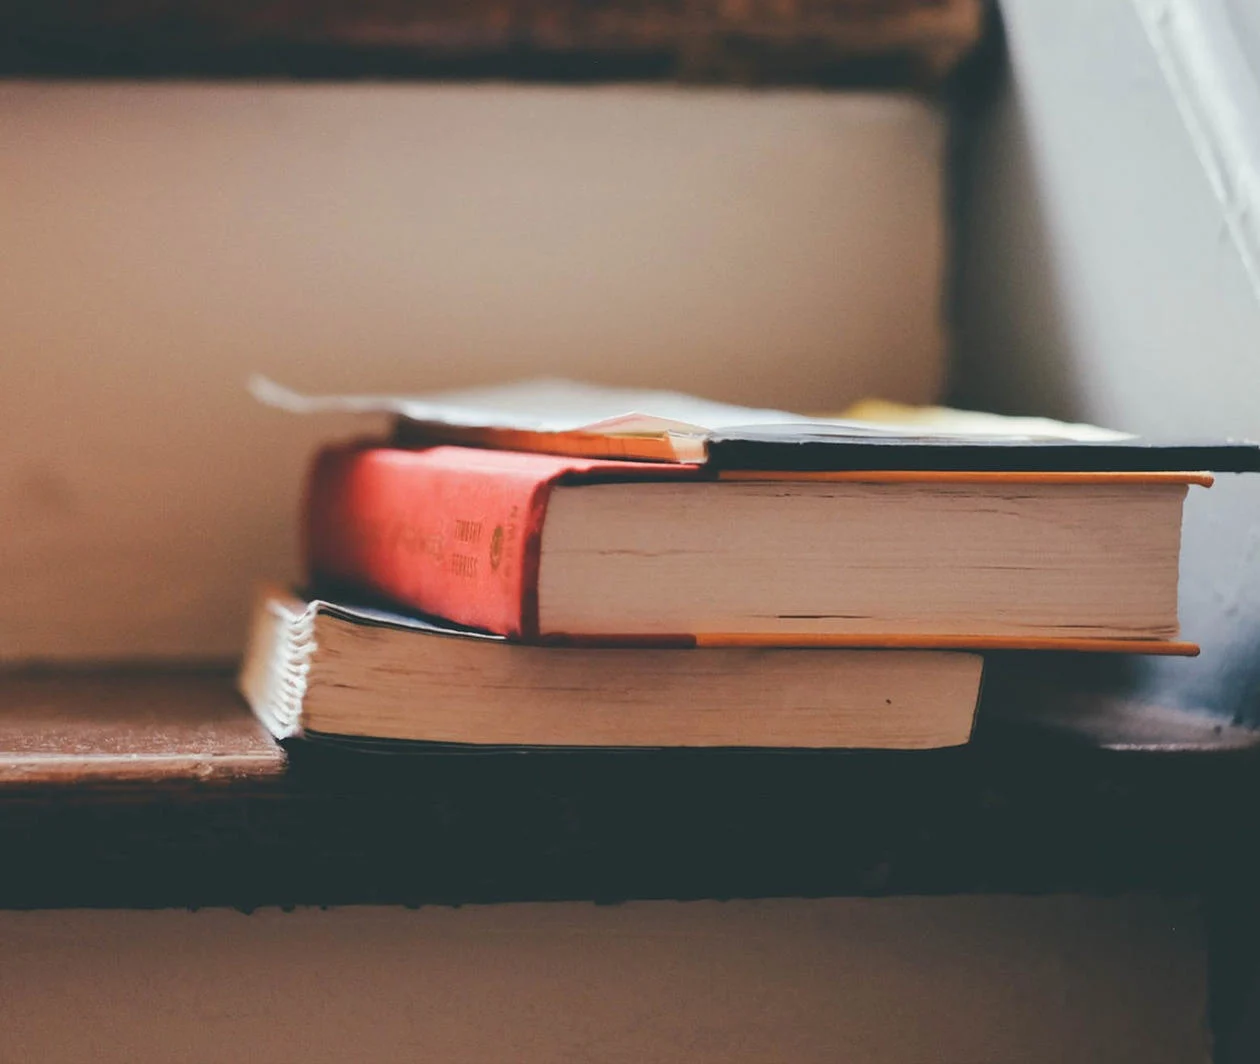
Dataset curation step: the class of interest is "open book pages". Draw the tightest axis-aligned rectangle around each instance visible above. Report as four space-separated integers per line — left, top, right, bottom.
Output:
838 398 1133 441
251 376 1131 464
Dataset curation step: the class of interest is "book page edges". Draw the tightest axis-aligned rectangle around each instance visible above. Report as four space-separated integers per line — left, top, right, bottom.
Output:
238 585 316 739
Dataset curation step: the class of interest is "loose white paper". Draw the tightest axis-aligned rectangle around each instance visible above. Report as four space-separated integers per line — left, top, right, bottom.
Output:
249 376 1132 444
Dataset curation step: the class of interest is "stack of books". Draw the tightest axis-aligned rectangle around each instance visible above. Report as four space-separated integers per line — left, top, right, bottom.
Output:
240 379 1260 751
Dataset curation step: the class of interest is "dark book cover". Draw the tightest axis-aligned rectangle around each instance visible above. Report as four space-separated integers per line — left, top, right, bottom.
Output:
707 425 1260 473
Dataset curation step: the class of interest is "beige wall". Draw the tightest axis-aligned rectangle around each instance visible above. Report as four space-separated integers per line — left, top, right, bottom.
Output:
0 896 1208 1063
0 83 944 661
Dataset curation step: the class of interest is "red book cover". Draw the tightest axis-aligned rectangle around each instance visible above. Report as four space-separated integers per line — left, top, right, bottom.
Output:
304 443 697 640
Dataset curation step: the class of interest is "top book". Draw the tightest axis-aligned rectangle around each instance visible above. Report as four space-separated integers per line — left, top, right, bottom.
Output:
253 377 1260 472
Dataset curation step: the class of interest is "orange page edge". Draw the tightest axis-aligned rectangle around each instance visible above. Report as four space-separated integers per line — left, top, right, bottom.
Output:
538 633 1199 656
717 470 1215 487
690 634 1200 655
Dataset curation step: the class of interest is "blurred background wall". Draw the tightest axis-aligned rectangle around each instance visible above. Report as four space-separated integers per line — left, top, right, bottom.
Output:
953 0 1260 723
0 84 945 660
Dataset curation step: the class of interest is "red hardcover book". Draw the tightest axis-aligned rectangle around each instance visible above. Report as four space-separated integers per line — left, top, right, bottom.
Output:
304 442 1201 653
305 443 697 641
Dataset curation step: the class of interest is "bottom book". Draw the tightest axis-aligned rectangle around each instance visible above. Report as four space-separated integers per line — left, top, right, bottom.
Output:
239 586 982 749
